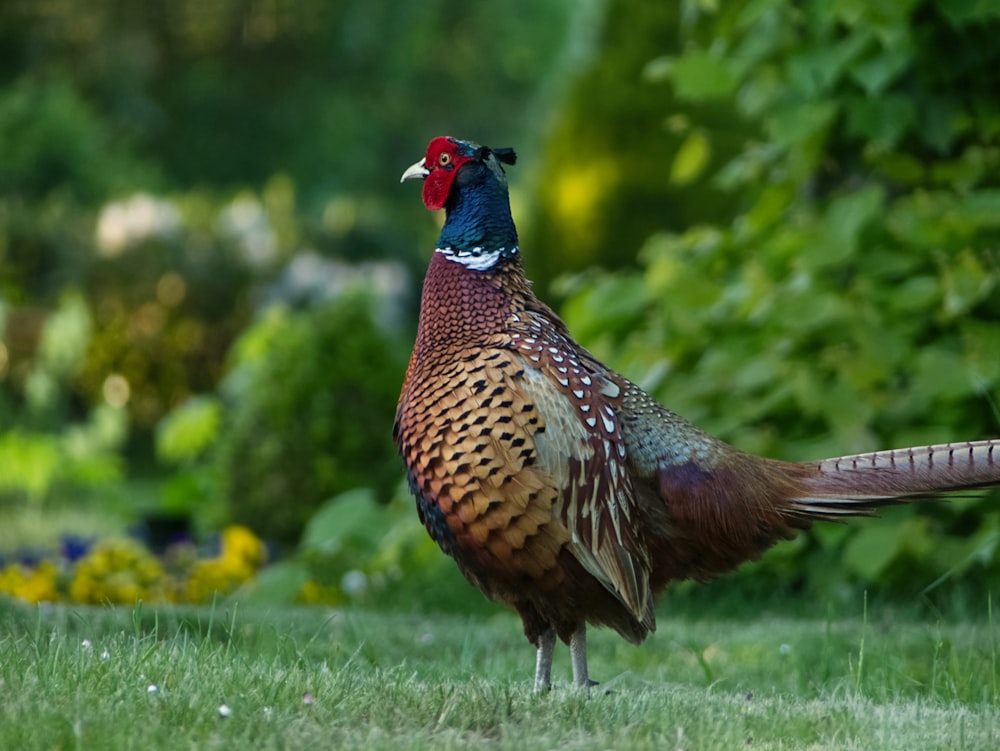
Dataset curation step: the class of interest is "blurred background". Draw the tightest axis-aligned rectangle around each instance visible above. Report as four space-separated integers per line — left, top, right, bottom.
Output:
1 0 998 612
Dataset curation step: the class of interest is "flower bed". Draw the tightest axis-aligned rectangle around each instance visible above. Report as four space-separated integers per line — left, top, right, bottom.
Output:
0 525 267 605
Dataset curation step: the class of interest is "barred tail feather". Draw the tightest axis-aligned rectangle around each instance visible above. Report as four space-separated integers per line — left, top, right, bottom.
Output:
787 440 1000 521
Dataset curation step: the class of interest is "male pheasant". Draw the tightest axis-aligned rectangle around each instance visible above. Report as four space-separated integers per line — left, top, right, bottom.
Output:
395 136 1000 691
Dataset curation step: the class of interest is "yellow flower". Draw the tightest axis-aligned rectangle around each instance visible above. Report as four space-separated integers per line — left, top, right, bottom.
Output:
186 556 250 603
220 525 267 567
0 561 59 603
69 539 168 604
185 527 265 603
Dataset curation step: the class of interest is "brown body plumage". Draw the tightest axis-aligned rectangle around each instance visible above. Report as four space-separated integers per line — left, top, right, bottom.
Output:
395 136 1000 690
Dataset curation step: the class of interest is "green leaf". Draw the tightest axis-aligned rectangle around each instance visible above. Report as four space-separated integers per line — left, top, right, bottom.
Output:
234 560 311 605
300 488 382 557
941 251 995 319
961 321 1000 384
842 519 910 581
872 152 925 185
0 431 62 502
930 150 988 189
670 129 712 185
885 191 964 248
885 276 939 314
735 183 794 240
845 93 916 148
956 189 1000 227
560 273 647 343
831 0 922 28
802 185 883 268
667 50 739 101
37 293 92 379
161 471 206 514
912 346 974 402
64 452 122 488
918 93 962 153
938 0 1000 25
767 101 838 147
786 33 871 96
155 397 222 464
849 43 913 96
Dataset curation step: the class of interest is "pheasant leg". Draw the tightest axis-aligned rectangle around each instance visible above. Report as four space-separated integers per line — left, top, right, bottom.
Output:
534 628 556 692
570 623 597 688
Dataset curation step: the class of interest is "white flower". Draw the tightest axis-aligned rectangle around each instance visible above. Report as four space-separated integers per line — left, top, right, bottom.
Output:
341 570 368 596
95 193 181 257
218 195 277 268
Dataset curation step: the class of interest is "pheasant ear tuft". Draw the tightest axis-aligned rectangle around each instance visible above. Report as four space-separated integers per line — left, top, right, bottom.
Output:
493 148 517 166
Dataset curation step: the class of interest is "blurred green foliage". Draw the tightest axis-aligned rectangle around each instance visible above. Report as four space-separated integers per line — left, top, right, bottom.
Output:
550 0 1000 595
0 0 582 536
0 0 581 422
524 0 746 288
239 487 496 614
0 294 126 507
152 284 410 547
216 291 408 546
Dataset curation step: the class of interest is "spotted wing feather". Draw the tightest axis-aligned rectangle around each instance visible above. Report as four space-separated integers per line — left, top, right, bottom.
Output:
510 311 653 630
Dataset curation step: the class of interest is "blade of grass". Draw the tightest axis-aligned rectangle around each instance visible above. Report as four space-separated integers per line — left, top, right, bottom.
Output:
855 590 867 695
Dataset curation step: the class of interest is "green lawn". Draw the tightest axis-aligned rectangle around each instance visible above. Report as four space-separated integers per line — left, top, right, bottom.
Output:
0 597 997 750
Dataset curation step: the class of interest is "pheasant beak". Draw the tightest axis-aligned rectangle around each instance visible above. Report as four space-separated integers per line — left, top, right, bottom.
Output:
400 159 430 183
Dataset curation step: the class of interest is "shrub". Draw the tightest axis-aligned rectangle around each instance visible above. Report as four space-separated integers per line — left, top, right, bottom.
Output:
545 0 1000 595
218 290 408 546
236 488 499 614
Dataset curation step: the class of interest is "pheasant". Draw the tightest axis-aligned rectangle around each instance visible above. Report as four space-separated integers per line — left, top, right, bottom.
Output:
395 136 1000 691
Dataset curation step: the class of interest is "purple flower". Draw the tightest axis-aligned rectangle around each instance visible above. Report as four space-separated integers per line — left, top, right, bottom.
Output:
61 535 94 562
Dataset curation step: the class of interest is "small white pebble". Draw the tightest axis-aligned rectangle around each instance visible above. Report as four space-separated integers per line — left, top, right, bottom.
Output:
147 684 158 694
779 643 791 655
302 692 314 705
218 704 232 718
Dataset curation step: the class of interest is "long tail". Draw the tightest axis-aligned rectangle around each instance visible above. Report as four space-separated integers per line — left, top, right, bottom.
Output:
787 440 1000 520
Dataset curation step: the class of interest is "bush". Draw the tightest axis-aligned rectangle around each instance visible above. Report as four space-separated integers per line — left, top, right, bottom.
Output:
235 487 498 614
545 0 1000 595
218 290 408 546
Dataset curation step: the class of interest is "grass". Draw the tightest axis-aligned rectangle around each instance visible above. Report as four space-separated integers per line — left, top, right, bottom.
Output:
0 595 997 750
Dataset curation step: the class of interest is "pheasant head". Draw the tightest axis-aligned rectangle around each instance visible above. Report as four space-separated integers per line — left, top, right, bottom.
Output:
401 136 519 271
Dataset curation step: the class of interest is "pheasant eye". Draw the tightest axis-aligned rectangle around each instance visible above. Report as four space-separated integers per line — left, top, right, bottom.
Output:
438 152 452 167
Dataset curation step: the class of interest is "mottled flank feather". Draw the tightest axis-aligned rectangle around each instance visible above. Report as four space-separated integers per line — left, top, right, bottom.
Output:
396 136 1000 690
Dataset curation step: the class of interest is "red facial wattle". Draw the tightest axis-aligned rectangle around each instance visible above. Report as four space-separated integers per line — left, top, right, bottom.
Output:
421 136 474 211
